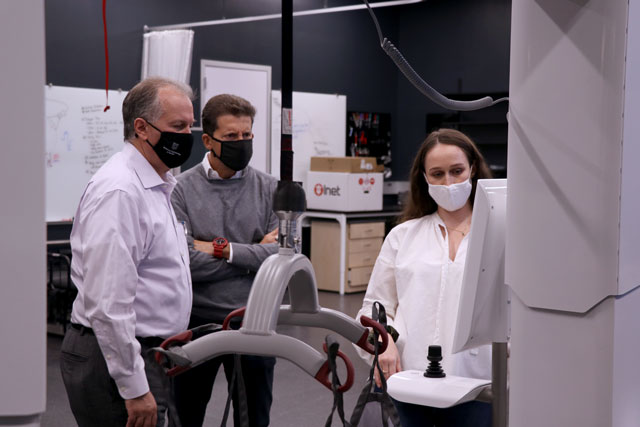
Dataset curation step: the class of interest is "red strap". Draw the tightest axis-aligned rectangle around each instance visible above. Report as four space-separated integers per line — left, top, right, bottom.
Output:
102 0 110 112
222 307 246 330
314 341 354 393
155 330 193 376
357 315 389 354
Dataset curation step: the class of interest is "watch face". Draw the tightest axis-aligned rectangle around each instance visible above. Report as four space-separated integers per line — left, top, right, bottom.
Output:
213 237 227 246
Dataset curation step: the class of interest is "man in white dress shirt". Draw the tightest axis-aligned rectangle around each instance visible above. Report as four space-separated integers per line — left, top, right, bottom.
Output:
60 77 195 427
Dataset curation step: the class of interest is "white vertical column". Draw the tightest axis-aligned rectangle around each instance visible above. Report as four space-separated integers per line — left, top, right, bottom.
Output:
0 1 46 426
507 0 640 426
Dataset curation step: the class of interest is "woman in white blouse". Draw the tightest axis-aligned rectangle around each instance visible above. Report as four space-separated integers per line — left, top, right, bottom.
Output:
356 128 493 427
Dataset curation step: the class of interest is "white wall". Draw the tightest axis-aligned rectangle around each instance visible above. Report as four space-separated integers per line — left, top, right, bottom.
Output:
0 0 46 425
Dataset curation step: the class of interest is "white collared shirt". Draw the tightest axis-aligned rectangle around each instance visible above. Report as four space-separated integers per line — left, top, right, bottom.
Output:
356 212 491 379
70 142 192 399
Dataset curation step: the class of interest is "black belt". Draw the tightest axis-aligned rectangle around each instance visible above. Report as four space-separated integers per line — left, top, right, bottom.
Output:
70 323 163 347
70 322 94 335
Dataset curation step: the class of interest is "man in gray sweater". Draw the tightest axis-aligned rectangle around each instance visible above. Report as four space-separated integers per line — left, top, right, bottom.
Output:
170 94 278 427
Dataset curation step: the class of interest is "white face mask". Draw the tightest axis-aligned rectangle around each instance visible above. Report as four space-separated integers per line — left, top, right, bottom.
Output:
424 173 472 212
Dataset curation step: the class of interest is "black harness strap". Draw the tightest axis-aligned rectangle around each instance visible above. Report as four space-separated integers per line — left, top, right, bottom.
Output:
349 302 402 427
324 335 352 427
220 354 250 427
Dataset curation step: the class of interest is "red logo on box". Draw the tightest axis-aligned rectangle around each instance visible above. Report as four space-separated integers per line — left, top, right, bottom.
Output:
357 174 375 194
314 183 341 196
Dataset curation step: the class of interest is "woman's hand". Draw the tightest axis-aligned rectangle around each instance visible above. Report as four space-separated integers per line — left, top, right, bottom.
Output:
374 337 402 388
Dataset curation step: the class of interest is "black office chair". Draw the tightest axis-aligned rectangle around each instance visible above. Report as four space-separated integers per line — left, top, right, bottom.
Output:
47 251 76 332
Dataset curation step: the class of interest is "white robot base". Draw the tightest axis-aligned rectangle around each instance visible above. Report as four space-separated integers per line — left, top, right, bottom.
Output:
386 370 491 408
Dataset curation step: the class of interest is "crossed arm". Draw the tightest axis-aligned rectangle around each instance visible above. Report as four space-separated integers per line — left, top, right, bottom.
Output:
192 228 278 259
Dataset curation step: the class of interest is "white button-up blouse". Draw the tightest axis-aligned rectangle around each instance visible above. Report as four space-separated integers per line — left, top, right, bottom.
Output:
356 212 491 380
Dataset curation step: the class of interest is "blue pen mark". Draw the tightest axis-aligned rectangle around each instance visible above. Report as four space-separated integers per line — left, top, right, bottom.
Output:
62 131 72 151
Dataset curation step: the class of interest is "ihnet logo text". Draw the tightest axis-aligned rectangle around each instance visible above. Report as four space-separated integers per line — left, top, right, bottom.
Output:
314 183 341 197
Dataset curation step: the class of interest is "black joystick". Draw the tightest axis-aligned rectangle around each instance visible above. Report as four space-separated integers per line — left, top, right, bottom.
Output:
424 345 446 378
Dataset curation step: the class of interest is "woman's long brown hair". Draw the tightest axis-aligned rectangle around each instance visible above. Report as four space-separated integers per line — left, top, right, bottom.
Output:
400 128 492 223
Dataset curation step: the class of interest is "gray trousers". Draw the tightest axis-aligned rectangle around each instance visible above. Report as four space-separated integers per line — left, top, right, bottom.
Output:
60 326 173 427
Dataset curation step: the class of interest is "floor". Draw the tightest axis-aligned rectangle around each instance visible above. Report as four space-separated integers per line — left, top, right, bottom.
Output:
42 291 385 427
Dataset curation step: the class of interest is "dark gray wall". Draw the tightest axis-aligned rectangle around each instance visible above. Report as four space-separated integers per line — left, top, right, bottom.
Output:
45 0 510 178
393 0 512 178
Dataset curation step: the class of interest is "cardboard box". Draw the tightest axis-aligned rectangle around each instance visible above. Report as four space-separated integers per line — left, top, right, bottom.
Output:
310 156 378 173
306 171 383 211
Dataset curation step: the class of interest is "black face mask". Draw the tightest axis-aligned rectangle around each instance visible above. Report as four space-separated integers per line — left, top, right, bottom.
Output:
143 120 193 168
209 135 253 171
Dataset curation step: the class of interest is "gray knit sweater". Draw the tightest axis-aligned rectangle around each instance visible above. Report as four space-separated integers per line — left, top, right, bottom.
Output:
171 164 279 322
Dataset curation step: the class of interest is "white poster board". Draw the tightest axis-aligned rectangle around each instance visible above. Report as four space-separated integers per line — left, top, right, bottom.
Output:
271 90 346 183
201 60 271 174
45 85 127 222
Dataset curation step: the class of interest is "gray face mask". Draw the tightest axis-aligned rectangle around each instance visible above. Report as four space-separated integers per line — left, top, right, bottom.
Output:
209 135 253 171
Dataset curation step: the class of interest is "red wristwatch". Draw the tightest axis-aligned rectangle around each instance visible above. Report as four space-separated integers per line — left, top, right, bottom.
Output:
212 237 228 258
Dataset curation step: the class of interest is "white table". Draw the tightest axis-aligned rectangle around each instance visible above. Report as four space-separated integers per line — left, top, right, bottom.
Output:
299 209 401 294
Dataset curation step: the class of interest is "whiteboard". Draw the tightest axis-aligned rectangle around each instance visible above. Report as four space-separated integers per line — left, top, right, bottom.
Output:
45 85 127 222
271 91 347 183
201 60 271 174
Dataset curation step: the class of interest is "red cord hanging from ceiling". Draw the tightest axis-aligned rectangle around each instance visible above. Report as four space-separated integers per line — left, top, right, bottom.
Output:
102 0 110 112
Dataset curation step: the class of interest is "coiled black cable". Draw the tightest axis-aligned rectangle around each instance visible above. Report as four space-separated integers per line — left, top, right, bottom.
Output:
362 0 509 111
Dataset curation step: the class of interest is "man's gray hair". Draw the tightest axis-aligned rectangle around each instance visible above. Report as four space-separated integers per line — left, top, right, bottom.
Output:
122 77 194 141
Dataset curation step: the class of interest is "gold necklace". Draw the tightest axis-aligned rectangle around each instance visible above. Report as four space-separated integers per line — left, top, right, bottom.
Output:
445 224 470 236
